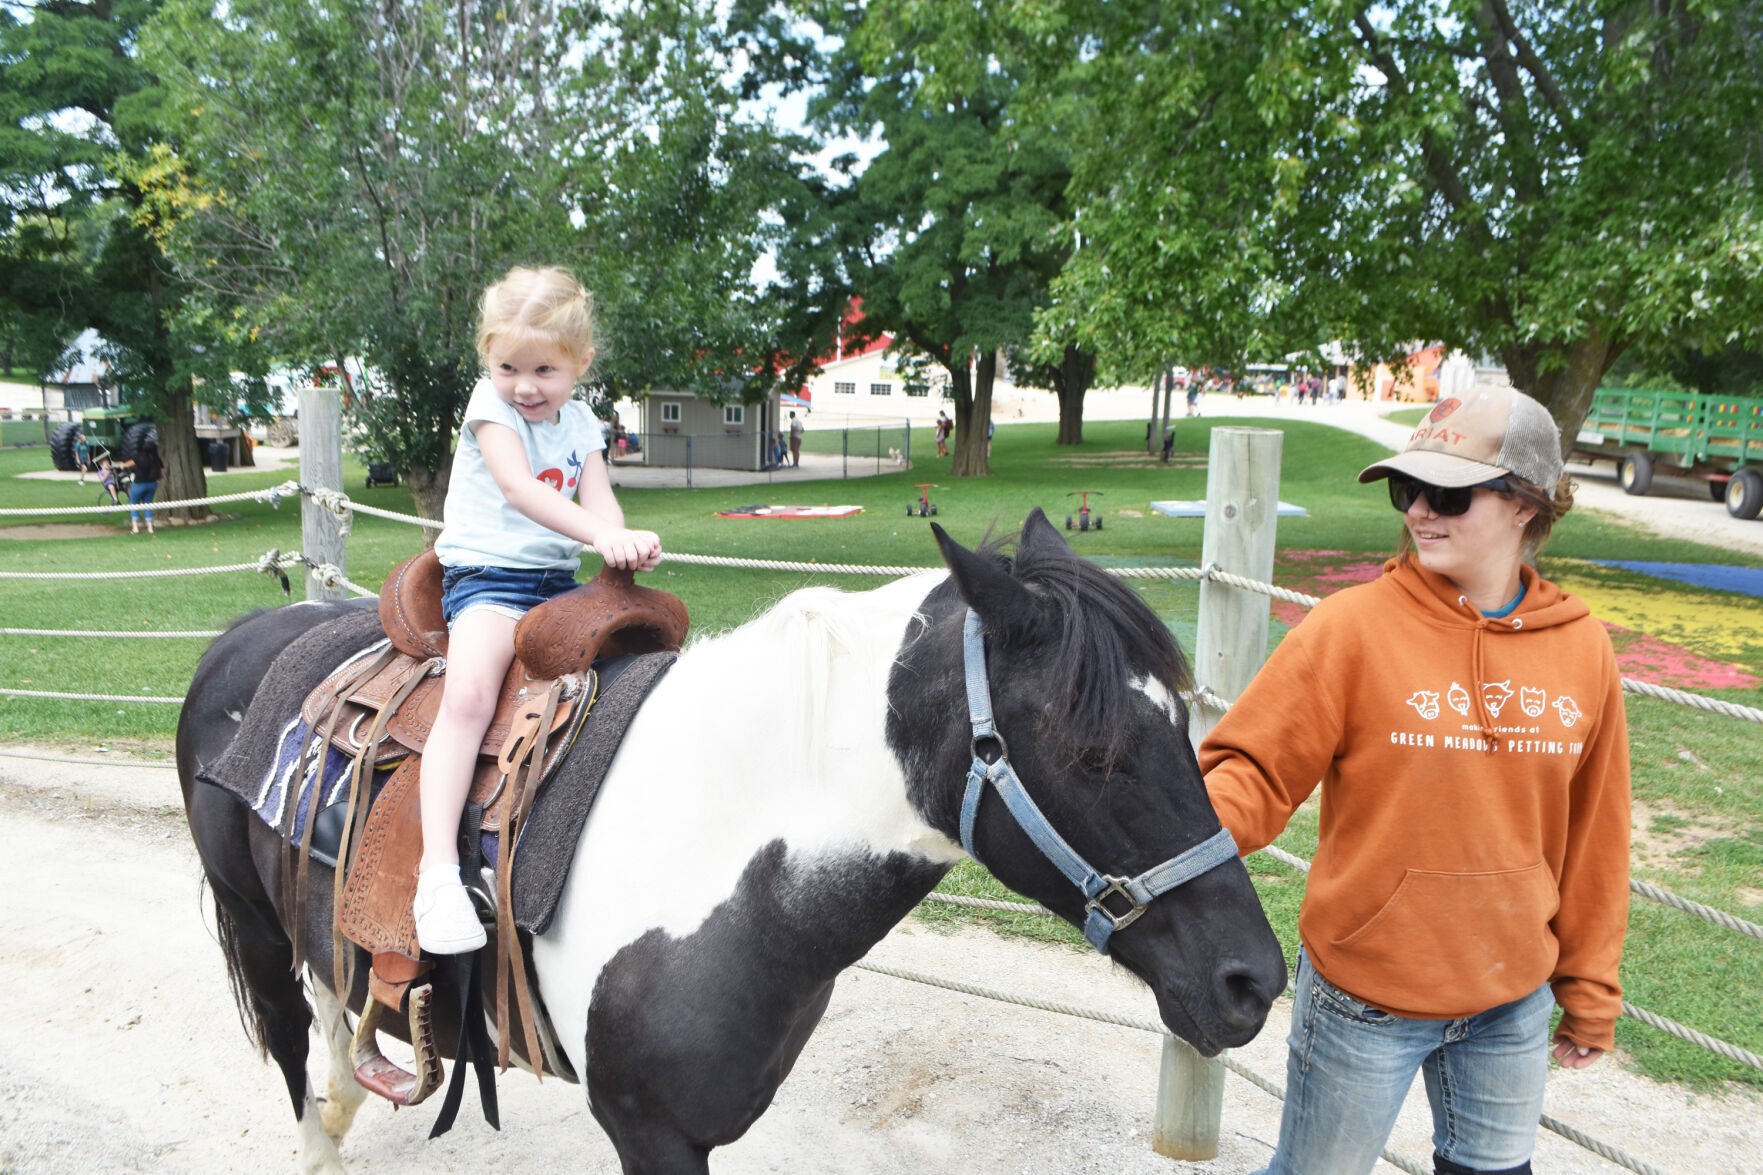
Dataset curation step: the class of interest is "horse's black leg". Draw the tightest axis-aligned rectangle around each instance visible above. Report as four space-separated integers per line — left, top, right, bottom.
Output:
191 784 314 1113
189 782 351 1171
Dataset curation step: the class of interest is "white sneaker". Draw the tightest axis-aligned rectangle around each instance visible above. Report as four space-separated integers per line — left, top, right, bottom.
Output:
413 870 486 954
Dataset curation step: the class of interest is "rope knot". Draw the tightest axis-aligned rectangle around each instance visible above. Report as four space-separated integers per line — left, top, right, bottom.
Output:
307 486 354 536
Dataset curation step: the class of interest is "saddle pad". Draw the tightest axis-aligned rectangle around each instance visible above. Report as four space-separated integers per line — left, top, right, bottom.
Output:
199 608 390 811
511 651 677 933
242 713 398 846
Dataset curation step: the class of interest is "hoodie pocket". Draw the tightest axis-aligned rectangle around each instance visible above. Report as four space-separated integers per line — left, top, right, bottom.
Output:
1329 862 1559 1014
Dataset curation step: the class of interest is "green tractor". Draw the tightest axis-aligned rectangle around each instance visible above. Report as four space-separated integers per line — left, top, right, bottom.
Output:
48 407 159 471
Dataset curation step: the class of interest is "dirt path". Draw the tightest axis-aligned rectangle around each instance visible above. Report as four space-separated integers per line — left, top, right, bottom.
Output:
1 750 1757 1174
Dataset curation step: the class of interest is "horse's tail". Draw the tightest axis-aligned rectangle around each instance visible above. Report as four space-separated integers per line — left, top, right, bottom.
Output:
209 880 272 1061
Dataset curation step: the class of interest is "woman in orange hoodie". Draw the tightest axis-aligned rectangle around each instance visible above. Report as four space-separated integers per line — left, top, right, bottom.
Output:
1201 386 1630 1175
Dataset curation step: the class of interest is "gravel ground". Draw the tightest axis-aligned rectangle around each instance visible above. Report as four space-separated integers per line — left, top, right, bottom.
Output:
1 748 1757 1175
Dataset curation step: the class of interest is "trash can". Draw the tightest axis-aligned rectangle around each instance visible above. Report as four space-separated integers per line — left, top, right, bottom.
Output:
208 440 230 473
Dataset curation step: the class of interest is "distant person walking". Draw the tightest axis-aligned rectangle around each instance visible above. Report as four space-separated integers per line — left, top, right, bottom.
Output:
74 429 91 483
934 411 952 457
788 411 803 467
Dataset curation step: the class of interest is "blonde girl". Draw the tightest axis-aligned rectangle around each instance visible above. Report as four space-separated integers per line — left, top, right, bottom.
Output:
414 266 661 953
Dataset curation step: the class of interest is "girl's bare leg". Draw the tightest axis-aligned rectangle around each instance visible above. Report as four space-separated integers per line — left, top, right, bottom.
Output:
413 608 517 953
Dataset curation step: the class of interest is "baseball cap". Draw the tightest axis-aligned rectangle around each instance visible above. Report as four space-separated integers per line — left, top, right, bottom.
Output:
1359 385 1564 488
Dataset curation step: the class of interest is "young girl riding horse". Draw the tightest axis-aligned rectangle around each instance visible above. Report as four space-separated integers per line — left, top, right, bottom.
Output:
415 265 662 954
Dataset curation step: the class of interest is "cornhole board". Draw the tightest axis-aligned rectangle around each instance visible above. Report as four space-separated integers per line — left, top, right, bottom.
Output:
716 504 864 520
1151 500 1308 518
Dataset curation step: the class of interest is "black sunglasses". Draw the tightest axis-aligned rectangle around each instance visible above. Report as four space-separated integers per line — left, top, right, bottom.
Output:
1388 473 1513 516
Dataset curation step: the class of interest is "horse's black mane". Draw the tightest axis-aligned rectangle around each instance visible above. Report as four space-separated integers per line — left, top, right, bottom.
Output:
984 527 1192 764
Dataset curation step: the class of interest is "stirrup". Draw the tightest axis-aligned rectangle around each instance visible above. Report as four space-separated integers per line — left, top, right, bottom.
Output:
351 985 444 1106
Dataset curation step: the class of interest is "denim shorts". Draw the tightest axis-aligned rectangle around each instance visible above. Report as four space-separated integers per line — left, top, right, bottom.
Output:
440 563 580 626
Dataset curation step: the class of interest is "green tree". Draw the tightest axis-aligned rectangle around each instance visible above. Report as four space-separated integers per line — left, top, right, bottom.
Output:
1 0 229 512
143 0 812 522
1035 1 1763 442
807 1 1076 475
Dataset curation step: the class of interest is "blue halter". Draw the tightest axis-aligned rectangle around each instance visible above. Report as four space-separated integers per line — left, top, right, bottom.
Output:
957 609 1239 953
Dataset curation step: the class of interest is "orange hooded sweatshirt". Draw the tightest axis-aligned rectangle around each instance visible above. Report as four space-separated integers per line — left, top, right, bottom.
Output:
1201 556 1630 1051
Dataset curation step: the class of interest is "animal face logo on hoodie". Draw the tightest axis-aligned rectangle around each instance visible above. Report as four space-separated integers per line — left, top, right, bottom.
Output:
1520 686 1547 718
1554 695 1584 728
1481 680 1514 718
1406 690 1441 720
1447 682 1472 716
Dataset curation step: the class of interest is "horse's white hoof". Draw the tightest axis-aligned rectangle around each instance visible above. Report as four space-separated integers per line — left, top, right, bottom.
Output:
297 1092 349 1174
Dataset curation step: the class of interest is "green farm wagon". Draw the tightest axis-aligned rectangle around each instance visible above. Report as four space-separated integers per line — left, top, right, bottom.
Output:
1571 388 1763 520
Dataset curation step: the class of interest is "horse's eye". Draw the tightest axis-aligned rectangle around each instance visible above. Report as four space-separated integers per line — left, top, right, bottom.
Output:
1074 746 1114 774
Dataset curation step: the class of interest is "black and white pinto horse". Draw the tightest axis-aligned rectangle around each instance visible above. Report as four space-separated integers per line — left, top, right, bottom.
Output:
176 510 1285 1173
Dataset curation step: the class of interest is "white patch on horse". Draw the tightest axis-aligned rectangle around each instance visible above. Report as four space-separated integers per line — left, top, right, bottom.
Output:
532 572 962 1079
1133 674 1185 726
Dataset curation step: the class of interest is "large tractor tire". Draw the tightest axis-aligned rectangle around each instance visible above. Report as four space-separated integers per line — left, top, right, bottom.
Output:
1618 450 1655 496
1726 468 1763 521
118 421 158 463
48 423 80 471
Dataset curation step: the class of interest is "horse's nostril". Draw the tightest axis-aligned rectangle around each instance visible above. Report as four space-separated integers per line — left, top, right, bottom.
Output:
1217 964 1278 1032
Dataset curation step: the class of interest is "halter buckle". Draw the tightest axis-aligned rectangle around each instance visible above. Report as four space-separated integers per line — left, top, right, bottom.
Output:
1085 877 1147 934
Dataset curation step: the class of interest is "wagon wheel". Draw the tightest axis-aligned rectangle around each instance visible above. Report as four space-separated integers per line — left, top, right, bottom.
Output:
267 417 298 447
1726 468 1763 521
1618 451 1654 496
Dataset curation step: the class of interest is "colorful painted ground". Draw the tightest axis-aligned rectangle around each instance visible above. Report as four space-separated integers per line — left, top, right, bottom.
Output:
1270 550 1763 692
714 504 864 520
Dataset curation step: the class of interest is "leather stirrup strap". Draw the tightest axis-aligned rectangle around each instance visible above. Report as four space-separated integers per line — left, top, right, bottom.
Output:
494 677 561 1073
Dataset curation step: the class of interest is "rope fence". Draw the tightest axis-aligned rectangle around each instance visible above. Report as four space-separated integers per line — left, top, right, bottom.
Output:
3 476 1759 1172
851 960 1667 1175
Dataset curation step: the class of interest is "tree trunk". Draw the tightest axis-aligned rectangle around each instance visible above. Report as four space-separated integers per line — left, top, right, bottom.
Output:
950 351 997 476
1500 328 1621 463
158 381 210 523
1053 343 1095 446
404 458 452 549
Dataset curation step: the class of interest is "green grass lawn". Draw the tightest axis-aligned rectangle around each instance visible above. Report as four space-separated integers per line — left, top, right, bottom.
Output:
3 414 1759 1089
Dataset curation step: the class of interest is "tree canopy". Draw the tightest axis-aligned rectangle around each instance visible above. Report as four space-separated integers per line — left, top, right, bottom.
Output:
1 0 235 509
141 0 821 516
783 0 1080 472
1029 0 1763 435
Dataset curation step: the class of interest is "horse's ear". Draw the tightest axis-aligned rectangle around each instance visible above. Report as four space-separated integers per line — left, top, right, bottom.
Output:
931 522 1035 630
1015 506 1070 567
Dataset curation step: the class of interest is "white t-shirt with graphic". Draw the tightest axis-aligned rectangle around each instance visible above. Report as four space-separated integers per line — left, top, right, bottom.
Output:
435 379 605 572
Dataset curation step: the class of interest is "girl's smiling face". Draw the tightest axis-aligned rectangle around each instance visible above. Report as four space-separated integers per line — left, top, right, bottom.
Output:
486 339 591 424
1404 483 1536 604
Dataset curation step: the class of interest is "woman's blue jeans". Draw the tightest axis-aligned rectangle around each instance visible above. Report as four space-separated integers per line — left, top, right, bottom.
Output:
128 479 158 526
1259 950 1553 1175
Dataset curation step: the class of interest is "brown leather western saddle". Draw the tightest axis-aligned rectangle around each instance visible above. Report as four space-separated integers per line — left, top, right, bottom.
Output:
296 548 687 1108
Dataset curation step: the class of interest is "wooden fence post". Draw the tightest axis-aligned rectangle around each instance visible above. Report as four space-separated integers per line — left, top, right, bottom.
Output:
299 386 346 602
1154 425 1284 1161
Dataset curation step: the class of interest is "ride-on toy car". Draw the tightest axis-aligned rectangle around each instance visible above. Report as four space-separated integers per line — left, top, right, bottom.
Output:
907 484 939 517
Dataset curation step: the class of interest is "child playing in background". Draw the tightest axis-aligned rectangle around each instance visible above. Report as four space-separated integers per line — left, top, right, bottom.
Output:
414 265 662 953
